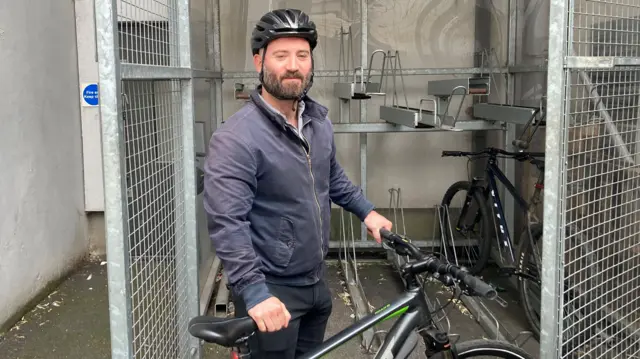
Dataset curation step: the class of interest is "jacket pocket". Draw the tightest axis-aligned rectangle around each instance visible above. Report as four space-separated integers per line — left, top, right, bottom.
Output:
269 216 296 268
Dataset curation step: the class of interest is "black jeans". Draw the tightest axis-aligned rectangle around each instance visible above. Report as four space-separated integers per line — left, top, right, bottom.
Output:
232 279 333 359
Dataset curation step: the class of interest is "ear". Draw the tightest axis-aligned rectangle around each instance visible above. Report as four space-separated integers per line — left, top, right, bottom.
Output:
253 51 263 72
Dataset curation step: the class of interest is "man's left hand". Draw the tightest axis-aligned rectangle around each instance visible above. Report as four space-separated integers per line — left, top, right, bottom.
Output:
364 210 393 243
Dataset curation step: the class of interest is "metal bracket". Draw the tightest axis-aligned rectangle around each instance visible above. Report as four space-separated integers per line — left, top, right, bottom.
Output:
333 25 385 101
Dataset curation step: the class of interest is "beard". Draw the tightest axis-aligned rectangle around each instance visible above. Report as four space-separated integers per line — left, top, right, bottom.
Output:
262 68 312 100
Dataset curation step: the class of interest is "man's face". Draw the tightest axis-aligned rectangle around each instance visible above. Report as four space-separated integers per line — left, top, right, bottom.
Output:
254 37 312 100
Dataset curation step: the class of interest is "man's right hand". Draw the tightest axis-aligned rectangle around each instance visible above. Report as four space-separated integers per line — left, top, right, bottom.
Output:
247 296 291 332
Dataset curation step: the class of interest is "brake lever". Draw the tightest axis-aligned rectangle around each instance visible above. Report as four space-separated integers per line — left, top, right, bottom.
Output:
433 273 455 287
382 236 412 257
396 246 411 256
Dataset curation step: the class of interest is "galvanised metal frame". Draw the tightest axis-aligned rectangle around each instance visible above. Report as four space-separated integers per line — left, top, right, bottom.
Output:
359 0 369 245
540 0 568 357
95 0 133 356
220 65 547 79
96 0 202 357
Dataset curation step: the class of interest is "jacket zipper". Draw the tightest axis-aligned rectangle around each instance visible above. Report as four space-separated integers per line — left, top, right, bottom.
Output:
301 140 325 260
290 123 325 261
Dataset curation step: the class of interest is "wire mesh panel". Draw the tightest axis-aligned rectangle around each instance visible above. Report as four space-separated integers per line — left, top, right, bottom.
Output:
117 0 179 66
571 0 640 58
543 0 640 358
122 80 192 358
96 0 200 357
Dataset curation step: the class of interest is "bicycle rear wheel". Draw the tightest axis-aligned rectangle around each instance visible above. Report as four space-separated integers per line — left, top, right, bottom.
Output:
431 339 534 359
440 181 493 274
516 224 542 340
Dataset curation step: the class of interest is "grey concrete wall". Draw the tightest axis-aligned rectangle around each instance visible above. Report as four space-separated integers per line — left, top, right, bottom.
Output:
218 1 511 209
0 0 88 331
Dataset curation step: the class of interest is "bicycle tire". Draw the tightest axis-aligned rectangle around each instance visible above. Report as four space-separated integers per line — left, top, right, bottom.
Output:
440 181 493 274
430 339 534 358
516 223 542 341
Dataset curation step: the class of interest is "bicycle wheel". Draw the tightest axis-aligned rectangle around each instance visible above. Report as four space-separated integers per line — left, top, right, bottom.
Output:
440 181 493 274
431 339 534 358
516 224 542 341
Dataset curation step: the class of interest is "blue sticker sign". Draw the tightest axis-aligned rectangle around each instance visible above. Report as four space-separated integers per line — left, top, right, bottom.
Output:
82 83 99 107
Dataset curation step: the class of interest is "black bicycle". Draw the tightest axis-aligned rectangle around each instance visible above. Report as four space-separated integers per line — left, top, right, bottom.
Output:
187 229 534 359
438 147 544 340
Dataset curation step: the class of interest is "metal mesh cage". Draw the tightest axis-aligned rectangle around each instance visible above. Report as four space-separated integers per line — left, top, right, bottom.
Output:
122 80 190 358
544 0 640 358
96 0 203 357
571 0 640 58
117 0 179 66
561 67 640 358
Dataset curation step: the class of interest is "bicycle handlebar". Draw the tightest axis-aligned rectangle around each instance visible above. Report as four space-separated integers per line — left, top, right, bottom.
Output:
512 139 529 150
379 228 497 300
442 147 544 159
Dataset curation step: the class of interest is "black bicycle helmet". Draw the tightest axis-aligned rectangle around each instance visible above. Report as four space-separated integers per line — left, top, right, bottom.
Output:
251 8 318 55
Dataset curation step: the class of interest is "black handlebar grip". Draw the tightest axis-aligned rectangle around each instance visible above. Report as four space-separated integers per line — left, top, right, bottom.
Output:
380 228 401 245
462 275 497 299
442 151 461 157
512 140 529 150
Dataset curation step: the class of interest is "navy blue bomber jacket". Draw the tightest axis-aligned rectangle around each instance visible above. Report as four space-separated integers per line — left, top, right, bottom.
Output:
203 86 375 310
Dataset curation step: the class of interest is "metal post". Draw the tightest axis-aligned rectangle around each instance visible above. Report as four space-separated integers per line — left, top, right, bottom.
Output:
503 0 518 251
95 0 133 357
360 0 368 242
177 0 200 356
540 0 568 357
212 0 224 129
206 0 217 133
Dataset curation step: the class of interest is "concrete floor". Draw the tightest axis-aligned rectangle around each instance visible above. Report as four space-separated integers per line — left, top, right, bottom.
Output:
0 257 112 359
0 255 541 359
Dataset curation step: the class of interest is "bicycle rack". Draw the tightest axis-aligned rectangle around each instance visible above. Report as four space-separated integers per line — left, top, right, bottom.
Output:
377 48 503 132
338 208 381 352
333 25 385 124
334 25 385 102
385 188 410 271
432 204 535 348
470 48 545 129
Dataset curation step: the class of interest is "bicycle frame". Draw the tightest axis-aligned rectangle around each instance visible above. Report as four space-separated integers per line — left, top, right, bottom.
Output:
297 285 440 359
192 230 510 359
463 154 544 269
229 277 448 359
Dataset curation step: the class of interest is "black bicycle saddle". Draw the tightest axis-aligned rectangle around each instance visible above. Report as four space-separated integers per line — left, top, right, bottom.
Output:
188 316 257 347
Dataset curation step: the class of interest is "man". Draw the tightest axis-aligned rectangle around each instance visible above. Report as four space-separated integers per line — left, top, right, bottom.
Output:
203 8 393 358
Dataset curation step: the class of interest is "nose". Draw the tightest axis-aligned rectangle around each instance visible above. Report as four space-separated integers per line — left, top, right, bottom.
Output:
285 55 299 72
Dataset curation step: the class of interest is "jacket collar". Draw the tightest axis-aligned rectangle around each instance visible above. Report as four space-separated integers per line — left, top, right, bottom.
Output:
249 85 328 131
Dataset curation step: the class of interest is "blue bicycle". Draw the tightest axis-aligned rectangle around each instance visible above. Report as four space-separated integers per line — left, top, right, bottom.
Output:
439 147 545 340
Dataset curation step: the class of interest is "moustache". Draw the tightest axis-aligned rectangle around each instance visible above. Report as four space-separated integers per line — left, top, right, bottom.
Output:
280 72 304 81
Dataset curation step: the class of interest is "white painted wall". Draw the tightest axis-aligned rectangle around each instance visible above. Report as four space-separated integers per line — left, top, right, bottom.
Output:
75 0 104 212
0 0 88 330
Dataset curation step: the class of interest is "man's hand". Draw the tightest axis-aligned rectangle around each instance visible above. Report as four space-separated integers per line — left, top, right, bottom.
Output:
247 296 291 332
364 210 393 243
